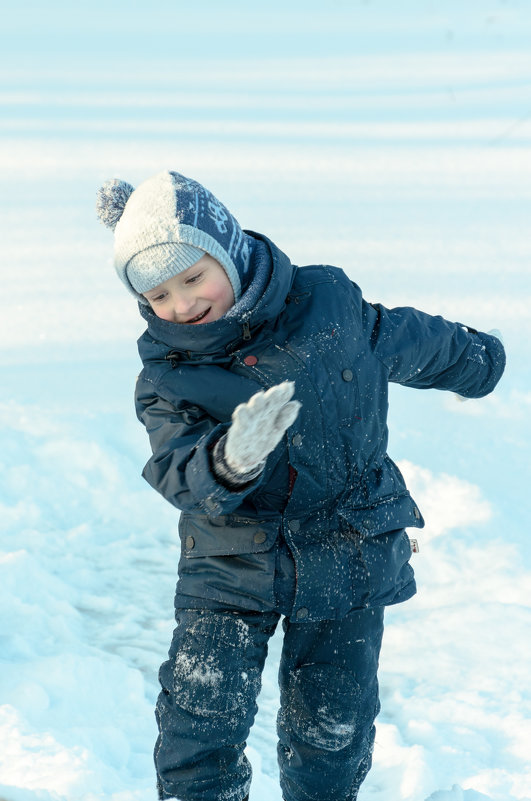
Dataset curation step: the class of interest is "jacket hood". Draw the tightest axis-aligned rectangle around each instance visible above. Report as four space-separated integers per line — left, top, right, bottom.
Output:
137 232 295 357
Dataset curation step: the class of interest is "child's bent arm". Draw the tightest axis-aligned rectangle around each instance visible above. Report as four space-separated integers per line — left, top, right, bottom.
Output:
135 377 266 515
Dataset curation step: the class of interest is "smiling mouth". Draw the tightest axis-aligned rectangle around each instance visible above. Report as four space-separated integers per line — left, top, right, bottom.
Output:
186 308 211 324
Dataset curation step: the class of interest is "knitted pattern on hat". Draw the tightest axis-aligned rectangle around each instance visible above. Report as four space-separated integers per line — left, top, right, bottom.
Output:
96 171 253 303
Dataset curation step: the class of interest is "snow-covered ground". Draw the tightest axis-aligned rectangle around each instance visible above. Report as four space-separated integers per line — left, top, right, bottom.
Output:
1 2 530 799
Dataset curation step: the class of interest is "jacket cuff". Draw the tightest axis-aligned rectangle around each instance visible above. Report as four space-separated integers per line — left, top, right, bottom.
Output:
211 434 265 489
458 330 506 399
185 426 266 515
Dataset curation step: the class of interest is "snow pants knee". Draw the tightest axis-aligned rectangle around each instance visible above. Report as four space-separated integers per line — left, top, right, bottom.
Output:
154 606 384 801
277 607 384 801
154 607 277 801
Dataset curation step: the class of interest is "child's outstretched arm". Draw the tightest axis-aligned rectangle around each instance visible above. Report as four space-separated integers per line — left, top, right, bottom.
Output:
364 301 506 398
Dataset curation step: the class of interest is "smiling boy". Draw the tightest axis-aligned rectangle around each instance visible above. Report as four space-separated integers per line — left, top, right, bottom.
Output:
97 169 505 801
142 254 235 325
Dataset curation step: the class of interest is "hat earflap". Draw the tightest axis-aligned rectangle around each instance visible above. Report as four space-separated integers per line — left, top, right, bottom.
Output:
96 178 135 231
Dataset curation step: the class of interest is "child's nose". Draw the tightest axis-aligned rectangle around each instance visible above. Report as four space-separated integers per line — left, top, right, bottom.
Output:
172 294 194 315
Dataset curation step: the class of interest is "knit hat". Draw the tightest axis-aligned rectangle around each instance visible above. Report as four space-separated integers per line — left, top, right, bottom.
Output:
96 170 253 304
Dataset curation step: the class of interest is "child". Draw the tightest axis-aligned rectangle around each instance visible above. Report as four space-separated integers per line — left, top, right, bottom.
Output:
96 170 505 801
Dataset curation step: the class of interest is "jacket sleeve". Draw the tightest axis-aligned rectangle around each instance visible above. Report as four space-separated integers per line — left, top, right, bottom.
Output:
134 373 266 515
365 301 506 397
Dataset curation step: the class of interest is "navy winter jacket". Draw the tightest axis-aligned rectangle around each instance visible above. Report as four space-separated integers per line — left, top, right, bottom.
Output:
135 233 506 620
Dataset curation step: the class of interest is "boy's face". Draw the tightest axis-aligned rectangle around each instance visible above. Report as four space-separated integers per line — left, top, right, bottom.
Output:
142 254 235 324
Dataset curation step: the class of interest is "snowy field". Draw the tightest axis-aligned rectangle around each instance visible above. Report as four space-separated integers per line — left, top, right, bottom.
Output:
1 2 530 800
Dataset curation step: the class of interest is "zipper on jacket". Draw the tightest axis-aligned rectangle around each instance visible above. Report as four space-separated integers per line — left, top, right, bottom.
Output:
242 321 251 341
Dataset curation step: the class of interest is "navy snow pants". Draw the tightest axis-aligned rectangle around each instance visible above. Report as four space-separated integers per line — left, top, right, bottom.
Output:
154 605 384 801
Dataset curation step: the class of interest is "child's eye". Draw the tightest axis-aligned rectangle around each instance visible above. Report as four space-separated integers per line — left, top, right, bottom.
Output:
186 272 203 285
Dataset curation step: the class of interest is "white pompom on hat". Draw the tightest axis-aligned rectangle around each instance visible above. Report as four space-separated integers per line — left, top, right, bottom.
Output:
96 170 253 304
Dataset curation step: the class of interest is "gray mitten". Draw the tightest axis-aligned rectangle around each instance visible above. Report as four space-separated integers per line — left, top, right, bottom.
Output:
213 382 301 485
226 381 301 471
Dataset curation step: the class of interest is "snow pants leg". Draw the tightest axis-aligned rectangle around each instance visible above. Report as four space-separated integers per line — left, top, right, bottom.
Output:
154 607 279 801
277 607 384 801
154 604 383 801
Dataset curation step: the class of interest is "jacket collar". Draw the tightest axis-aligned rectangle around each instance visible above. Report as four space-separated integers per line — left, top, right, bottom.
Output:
138 232 295 356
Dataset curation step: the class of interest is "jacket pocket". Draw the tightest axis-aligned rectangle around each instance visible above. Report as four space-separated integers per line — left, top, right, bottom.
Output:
338 514 416 608
338 491 423 536
179 512 280 558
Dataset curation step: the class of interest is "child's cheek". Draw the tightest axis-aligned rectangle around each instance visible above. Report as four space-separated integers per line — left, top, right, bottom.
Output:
155 306 173 322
